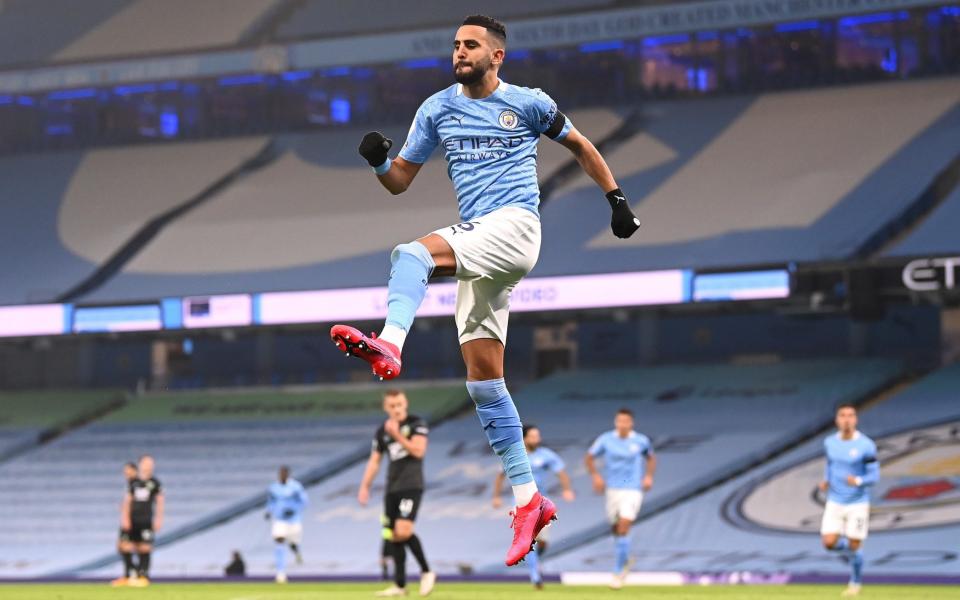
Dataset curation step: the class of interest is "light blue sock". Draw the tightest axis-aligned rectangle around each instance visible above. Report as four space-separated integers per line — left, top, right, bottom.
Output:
466 379 533 485
274 542 287 573
829 537 849 552
614 536 631 573
849 549 864 585
526 545 541 584
385 242 435 333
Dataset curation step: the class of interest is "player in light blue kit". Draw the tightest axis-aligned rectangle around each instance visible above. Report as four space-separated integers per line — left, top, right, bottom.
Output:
266 466 308 584
331 15 639 566
492 425 575 589
819 403 879 598
585 408 656 590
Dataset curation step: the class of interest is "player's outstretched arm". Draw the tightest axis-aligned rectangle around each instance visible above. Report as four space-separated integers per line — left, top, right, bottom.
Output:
584 453 605 494
491 470 505 508
298 483 309 506
358 131 423 195
357 449 382 506
265 488 275 519
154 493 164 532
121 493 132 531
643 454 657 491
559 127 640 239
855 450 880 486
557 470 576 502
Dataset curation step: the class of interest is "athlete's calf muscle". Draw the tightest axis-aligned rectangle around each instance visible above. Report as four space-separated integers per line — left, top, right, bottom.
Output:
461 338 504 381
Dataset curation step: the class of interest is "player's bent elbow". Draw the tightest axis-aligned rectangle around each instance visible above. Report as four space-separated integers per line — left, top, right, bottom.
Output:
383 178 408 195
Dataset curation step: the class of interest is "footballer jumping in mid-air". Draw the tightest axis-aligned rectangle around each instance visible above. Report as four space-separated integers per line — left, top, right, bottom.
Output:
331 14 640 566
820 404 879 597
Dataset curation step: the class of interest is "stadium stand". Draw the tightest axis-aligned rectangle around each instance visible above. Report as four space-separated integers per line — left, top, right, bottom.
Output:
74 107 625 303
0 0 131 68
539 78 960 275
1 1 957 595
549 363 960 576
0 151 99 304
885 184 960 258
0 382 467 577
53 0 285 61
275 0 617 40
70 79 960 304
0 79 960 304
0 390 122 462
58 138 271 269
4 80 957 306
0 137 269 305
0 0 621 68
119 359 902 577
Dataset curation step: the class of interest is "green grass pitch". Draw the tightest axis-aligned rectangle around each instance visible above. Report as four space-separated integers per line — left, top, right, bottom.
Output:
2 583 957 600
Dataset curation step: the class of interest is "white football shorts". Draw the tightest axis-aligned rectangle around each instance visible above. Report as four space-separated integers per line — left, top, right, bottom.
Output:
432 205 541 346
271 521 303 544
820 501 870 540
606 489 644 524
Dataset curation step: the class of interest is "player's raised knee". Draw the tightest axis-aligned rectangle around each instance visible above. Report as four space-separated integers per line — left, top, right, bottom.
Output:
390 241 433 265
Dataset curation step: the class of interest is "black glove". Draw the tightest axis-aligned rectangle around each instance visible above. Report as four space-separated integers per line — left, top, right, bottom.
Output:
358 131 393 167
606 188 640 239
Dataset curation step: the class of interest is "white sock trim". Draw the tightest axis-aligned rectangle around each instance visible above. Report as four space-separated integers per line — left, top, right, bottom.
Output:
379 324 407 352
512 481 538 507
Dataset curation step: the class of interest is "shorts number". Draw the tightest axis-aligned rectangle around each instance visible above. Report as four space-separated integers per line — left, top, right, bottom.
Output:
399 498 414 517
449 221 480 235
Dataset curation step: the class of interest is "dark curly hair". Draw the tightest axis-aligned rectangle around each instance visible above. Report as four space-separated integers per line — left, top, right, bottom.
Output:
462 14 506 46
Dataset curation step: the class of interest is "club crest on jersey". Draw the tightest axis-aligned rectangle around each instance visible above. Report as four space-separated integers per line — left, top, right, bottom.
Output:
401 424 411 438
498 109 519 130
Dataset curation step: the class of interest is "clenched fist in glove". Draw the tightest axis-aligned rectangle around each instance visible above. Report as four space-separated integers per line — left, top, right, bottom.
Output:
606 188 640 239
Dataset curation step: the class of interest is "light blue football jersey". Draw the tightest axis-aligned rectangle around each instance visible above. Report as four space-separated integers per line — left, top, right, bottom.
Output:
528 446 566 491
588 430 654 491
824 431 879 505
398 79 573 221
267 478 308 523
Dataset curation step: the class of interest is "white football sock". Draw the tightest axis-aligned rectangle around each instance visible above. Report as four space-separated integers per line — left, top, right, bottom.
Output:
378 324 407 352
512 481 538 507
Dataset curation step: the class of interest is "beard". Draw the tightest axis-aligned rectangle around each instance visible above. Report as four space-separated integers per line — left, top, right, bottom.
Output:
453 59 490 85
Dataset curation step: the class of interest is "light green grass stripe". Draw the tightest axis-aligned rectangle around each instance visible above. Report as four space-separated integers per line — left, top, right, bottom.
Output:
0 583 956 600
